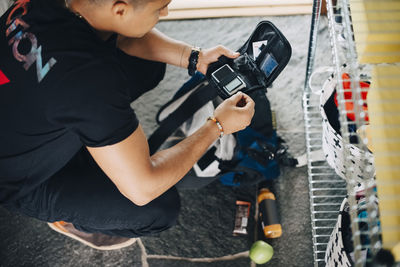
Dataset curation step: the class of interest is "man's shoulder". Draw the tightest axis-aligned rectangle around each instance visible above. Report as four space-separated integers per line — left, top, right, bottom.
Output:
1 0 123 84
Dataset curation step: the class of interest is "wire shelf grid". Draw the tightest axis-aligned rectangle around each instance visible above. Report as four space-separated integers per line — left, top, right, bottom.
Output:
326 0 381 265
304 0 387 265
303 88 348 267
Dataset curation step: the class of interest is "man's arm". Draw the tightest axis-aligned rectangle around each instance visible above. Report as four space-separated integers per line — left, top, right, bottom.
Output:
87 93 254 206
116 29 239 74
117 28 190 68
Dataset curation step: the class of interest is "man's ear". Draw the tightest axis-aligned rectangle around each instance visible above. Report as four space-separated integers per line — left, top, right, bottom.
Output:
111 1 129 17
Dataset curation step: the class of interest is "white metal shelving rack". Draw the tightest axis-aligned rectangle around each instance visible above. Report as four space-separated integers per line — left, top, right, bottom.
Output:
304 1 348 266
304 0 384 266
303 90 348 266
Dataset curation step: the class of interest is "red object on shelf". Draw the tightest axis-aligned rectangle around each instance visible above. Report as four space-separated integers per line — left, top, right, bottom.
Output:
334 73 370 122
0 70 10 86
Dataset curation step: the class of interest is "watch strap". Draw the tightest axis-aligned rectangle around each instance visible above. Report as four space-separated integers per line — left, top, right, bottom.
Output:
188 47 201 76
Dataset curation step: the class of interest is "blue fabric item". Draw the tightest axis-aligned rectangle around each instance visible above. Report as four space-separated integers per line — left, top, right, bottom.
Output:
236 126 271 147
237 128 280 179
219 127 281 186
238 148 280 180
219 172 241 187
358 210 368 219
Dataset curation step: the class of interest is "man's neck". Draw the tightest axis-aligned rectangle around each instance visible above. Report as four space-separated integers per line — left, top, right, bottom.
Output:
66 0 114 41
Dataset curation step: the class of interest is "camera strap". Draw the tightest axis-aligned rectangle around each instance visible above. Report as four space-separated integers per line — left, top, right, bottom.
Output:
148 81 217 155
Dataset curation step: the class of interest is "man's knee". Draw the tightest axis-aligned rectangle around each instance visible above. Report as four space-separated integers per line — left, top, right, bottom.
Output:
123 186 181 236
150 186 181 230
74 187 181 238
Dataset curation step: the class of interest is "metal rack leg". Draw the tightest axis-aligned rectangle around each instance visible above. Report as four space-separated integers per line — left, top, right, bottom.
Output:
304 0 323 91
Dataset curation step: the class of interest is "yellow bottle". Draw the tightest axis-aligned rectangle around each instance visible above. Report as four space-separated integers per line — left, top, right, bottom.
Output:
257 188 282 238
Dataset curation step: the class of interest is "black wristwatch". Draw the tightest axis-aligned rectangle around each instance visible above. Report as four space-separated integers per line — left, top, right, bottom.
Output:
188 47 201 76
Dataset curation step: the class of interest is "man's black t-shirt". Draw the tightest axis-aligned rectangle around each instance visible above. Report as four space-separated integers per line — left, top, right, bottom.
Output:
0 0 158 203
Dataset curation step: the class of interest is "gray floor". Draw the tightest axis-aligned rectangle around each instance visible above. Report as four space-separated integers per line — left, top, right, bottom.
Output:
0 9 329 267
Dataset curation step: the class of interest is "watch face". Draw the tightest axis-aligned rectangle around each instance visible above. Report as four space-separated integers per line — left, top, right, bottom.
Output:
192 47 201 52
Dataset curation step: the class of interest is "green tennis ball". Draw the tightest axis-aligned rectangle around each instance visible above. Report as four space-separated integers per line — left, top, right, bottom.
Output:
249 240 274 264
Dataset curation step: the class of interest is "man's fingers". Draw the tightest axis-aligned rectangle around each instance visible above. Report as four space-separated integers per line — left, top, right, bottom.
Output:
236 93 251 108
229 92 255 113
228 92 244 104
219 46 240 59
243 93 255 108
226 51 240 58
237 97 247 107
235 93 253 106
238 94 255 122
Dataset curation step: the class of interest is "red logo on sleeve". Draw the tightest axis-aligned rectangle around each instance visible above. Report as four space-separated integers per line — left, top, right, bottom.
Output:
0 70 10 85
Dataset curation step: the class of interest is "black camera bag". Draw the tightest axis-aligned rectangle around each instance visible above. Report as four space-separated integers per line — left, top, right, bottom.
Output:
206 21 292 99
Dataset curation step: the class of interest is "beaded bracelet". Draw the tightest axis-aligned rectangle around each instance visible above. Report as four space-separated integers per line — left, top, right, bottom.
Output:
207 117 224 138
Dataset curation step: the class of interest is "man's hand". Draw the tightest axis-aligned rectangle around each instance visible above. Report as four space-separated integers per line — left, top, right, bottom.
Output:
213 92 255 135
196 45 240 75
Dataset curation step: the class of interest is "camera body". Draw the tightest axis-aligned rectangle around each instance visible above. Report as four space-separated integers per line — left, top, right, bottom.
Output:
210 64 246 98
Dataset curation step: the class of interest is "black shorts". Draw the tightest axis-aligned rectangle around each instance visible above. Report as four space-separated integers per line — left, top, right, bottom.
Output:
4 147 180 237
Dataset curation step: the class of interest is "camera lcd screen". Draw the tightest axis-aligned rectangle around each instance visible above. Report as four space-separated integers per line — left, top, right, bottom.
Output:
261 53 278 77
225 78 243 92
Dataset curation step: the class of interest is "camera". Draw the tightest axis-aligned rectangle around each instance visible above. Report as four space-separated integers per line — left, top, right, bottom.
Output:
210 64 246 97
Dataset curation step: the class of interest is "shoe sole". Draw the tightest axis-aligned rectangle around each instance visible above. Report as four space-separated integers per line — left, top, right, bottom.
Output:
48 222 137 251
